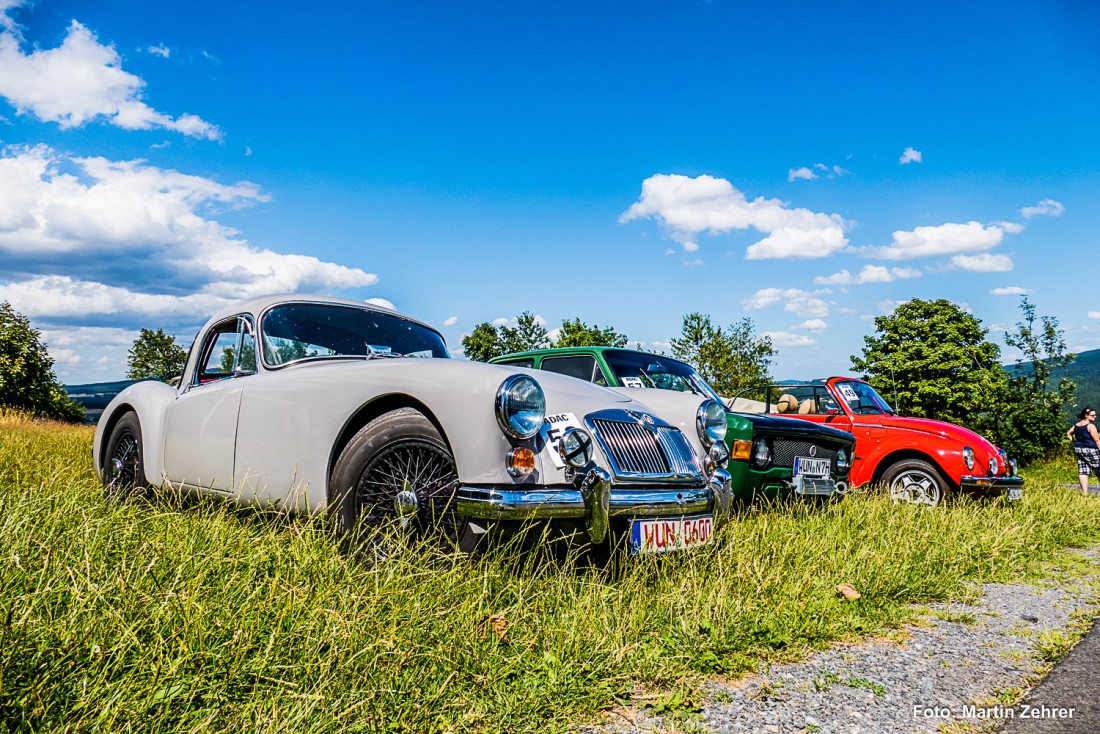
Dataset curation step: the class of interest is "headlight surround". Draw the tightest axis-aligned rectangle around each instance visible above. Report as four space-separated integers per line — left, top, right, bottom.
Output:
751 437 771 468
963 446 975 470
709 441 730 468
696 399 727 447
836 447 850 472
495 375 546 439
989 456 999 475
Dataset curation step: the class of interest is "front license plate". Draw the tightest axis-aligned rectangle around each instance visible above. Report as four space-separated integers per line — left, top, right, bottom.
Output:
1007 487 1023 501
630 515 713 554
794 456 831 477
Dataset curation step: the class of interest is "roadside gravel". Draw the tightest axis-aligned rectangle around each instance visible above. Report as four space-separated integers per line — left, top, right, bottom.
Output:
592 548 1099 734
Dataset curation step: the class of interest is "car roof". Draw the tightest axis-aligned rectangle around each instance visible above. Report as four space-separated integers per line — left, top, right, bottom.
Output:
203 293 437 335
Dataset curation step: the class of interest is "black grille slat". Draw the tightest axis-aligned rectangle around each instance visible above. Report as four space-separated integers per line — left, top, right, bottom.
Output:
771 439 838 469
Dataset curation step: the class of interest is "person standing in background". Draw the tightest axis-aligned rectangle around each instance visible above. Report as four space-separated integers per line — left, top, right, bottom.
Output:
1067 406 1100 495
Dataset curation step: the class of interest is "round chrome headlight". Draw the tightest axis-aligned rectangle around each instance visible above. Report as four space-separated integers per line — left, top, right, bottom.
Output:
963 446 975 470
752 438 771 468
989 456 998 475
836 447 850 472
560 427 594 468
696 399 727 447
495 375 546 439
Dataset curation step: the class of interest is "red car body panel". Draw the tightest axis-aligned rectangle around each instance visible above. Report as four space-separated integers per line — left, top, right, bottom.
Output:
762 377 1019 492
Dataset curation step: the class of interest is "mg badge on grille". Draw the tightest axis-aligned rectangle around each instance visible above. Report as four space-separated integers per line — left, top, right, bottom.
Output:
627 410 657 430
809 445 818 457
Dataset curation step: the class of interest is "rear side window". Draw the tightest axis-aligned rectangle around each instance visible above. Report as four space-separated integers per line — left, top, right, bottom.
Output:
497 358 535 368
540 355 608 386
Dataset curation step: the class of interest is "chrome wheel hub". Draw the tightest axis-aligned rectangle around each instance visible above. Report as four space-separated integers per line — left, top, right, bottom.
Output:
890 471 941 507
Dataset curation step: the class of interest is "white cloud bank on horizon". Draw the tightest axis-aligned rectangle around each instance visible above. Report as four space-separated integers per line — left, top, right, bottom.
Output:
0 145 378 322
0 17 220 139
814 265 922 285
620 173 849 259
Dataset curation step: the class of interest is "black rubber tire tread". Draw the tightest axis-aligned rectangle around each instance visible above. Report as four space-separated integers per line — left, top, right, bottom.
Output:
102 411 151 501
882 458 951 507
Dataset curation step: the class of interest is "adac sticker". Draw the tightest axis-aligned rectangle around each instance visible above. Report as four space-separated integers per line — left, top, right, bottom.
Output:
540 412 585 468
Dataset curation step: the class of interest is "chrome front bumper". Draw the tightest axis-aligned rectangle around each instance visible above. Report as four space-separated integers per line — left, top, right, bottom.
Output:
454 467 732 543
959 474 1024 494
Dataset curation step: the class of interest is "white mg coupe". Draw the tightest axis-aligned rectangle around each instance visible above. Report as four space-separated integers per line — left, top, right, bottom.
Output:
94 295 732 553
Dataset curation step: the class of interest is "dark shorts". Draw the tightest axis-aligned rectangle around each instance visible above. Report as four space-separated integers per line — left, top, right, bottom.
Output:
1076 446 1100 476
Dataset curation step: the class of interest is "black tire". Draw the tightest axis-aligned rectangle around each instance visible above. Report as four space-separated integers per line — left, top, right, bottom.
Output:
882 459 950 508
102 412 150 501
331 408 469 551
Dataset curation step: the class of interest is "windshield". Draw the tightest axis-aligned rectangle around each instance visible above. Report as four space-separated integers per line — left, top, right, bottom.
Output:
261 303 450 367
835 380 894 415
603 350 724 403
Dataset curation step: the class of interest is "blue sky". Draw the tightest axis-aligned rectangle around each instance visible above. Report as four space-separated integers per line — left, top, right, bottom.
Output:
0 0 1097 384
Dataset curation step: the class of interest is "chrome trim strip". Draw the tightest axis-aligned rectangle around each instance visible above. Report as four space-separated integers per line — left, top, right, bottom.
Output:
958 475 1024 489
454 485 713 520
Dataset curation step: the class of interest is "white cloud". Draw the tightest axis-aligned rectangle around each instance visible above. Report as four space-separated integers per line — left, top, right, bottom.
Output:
899 147 922 164
364 297 395 310
788 163 847 182
950 253 1013 272
788 167 816 182
0 275 229 321
742 287 831 318
1020 199 1064 219
620 173 848 258
990 286 1031 296
795 319 827 332
443 315 458 326
1089 312 1100 320
0 0 24 34
764 331 816 347
146 44 170 58
877 299 908 314
0 20 220 139
859 221 1009 260
0 145 377 299
492 317 509 326
814 265 922 285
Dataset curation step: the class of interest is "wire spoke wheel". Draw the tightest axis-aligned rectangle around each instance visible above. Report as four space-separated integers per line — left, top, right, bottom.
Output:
355 437 459 538
102 412 149 501
109 432 141 491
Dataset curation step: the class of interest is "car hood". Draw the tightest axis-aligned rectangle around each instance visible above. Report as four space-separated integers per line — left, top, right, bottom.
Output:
736 412 855 444
278 357 633 406
877 414 998 451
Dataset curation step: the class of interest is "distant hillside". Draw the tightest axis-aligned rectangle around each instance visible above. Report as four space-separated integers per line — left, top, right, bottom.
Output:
1006 347 1100 417
63 380 136 424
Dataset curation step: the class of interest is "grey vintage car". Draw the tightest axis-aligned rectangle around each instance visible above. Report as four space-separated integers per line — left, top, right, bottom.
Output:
93 295 731 553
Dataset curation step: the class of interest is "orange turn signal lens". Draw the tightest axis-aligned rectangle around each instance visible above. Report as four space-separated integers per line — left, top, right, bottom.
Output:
507 447 536 477
732 439 752 461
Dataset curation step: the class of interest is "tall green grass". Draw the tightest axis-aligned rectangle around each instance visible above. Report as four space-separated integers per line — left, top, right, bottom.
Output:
2 412 1098 733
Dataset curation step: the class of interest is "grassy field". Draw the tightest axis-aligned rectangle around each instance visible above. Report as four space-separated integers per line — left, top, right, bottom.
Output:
2 412 1099 734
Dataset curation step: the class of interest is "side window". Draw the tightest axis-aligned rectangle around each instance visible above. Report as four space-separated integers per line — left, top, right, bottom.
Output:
194 316 255 385
497 358 534 369
541 355 599 383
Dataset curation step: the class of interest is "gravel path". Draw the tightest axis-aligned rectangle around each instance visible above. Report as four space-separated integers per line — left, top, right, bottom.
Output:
591 549 1099 734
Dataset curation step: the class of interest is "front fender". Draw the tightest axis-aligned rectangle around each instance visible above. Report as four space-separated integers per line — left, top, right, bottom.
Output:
93 381 177 486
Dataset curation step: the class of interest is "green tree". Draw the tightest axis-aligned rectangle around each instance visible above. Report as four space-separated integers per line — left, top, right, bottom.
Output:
670 313 774 396
0 301 83 422
850 299 1005 427
500 312 550 354
994 297 1076 463
126 328 187 381
555 318 629 348
462 322 505 362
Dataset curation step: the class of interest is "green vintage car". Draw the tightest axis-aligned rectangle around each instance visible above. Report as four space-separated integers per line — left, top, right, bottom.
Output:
490 347 856 501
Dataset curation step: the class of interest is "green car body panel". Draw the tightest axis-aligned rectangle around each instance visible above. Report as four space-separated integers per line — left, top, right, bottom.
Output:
490 347 856 501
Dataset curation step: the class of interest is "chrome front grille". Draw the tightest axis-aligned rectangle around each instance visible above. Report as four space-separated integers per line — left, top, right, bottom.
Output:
771 439 838 469
590 417 701 480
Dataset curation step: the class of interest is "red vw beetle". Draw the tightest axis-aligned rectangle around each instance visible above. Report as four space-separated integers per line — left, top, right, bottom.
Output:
737 377 1023 507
